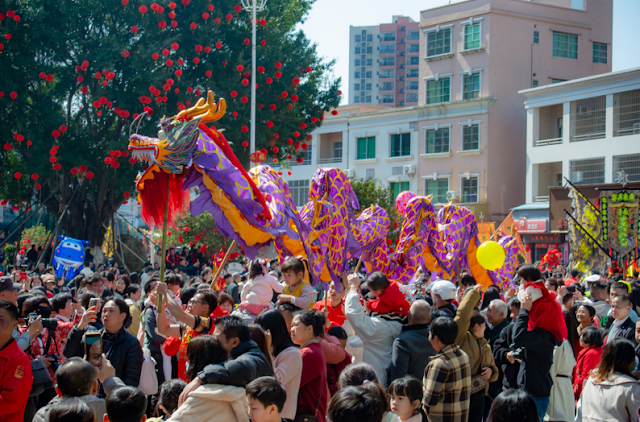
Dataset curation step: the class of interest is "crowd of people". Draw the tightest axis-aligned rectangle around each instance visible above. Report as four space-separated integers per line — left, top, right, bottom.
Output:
2 244 640 422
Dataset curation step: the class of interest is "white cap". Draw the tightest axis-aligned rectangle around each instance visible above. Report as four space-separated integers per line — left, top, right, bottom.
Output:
584 274 601 282
430 280 457 301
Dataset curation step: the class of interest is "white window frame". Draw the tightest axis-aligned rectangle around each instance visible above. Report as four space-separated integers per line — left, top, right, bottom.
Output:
461 17 483 51
460 69 482 99
459 119 482 151
389 131 412 158
423 176 450 203
423 24 453 58
424 74 453 105
423 123 452 155
459 174 480 203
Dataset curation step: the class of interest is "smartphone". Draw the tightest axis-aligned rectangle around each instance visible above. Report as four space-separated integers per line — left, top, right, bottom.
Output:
84 332 102 366
567 285 577 294
88 298 100 310
71 288 77 299
19 272 27 281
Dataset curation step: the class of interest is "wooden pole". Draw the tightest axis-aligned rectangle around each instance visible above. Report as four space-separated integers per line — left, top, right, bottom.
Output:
353 255 364 274
211 240 237 288
157 180 171 309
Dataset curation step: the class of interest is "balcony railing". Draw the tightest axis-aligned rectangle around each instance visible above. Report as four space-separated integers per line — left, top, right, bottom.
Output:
571 132 605 142
534 137 563 147
614 123 640 137
317 157 342 164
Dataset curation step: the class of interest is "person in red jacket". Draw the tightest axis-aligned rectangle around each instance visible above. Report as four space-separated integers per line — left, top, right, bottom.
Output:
0 300 33 422
573 326 604 401
313 281 346 331
365 272 411 316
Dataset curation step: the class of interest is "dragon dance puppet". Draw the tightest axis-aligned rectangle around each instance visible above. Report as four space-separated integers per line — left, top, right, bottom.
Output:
128 91 521 291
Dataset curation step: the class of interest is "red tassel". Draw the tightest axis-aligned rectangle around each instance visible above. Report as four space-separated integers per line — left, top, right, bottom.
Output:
139 170 189 228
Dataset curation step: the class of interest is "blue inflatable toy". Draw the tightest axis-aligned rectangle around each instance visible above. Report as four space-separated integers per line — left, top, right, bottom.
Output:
53 235 90 280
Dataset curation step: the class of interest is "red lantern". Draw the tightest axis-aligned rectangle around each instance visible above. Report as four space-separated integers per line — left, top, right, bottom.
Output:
236 64 244 72
306 66 312 73
53 163 61 171
3 143 11 151
31 173 39 181
70 168 79 175
266 77 273 84
190 22 197 30
275 62 282 69
230 90 238 98
215 41 222 49
275 71 282 79
260 18 267 26
123 192 131 198
234 4 242 12
241 78 249 86
52 130 61 138
242 140 249 148
331 110 338 115
243 38 250 46
293 131 300 138
226 13 233 20
205 70 212 78
257 66 265 73
241 126 249 133
139 5 148 13
104 157 112 165
300 122 307 129
241 96 248 104
193 57 200 65
260 40 266 46
131 25 139 33
86 171 95 179
14 171 22 180
281 91 288 98
49 156 57 163
266 121 274 128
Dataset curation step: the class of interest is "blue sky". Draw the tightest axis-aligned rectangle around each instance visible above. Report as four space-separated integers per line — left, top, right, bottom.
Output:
299 0 640 104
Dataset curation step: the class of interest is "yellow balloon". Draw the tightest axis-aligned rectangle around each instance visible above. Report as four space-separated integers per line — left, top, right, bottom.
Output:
476 240 506 271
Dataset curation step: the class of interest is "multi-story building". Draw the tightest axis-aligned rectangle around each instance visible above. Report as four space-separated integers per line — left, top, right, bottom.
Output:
521 67 640 202
348 16 421 107
416 0 612 221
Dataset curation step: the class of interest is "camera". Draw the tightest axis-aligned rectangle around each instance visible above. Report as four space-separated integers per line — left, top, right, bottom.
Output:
45 354 60 372
512 347 526 362
28 312 58 331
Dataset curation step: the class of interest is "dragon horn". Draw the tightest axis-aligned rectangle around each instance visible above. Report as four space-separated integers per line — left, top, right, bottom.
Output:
173 90 226 124
129 112 146 138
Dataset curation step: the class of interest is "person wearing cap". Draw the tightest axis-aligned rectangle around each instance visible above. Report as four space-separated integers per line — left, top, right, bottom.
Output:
42 274 56 299
0 276 44 352
430 280 458 318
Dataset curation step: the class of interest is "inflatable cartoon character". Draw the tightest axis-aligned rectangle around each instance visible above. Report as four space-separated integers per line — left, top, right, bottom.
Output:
53 235 90 280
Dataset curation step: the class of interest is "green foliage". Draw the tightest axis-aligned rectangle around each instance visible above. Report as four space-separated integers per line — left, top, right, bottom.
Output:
350 178 402 243
3 244 17 263
18 224 51 251
0 0 340 246
163 211 232 257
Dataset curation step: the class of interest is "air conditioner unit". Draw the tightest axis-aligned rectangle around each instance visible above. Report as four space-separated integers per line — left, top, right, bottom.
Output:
400 39 405 44
400 64 405 69
446 190 459 201
400 52 405 56
403 165 416 175
633 122 640 133
578 106 589 115
345 169 355 179
400 89 405 93
399 77 404 81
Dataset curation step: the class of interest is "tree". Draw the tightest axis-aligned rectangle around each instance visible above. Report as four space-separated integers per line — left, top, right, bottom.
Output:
0 0 340 247
350 178 402 248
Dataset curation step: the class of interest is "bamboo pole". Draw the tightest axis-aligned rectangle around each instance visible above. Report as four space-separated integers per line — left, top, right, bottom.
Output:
211 240 237 288
353 255 364 274
157 181 171 309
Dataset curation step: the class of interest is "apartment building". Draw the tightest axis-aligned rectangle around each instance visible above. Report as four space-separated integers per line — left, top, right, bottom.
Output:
416 0 612 221
521 67 640 202
348 16 421 107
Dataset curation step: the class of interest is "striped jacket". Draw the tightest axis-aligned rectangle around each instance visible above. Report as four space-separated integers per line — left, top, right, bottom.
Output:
422 343 471 422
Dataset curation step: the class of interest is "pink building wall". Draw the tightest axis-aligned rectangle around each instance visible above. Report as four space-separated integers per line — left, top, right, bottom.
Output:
418 0 612 221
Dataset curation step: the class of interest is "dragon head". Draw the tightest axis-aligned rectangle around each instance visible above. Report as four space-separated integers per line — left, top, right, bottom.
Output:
128 90 227 176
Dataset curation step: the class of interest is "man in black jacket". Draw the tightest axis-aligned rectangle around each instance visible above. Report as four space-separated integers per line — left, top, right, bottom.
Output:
178 315 274 406
512 282 558 422
63 298 143 398
389 299 436 383
604 295 638 346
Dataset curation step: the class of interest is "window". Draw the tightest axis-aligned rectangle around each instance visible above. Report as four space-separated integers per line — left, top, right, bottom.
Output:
366 59 372 66
354 84 360 91
381 57 395 66
570 96 606 142
354 71 360 78
426 77 451 104
365 83 371 90
463 73 480 99
532 80 539 87
408 81 419 90
355 47 361 54
289 180 310 207
355 35 361 42
391 182 410 199
426 179 448 203
463 22 481 50
593 42 607 64
407 44 419 53
533 30 539 44
333 142 343 159
426 28 451 56
367 47 372 54
551 79 566 84
367 34 372 42
390 133 411 157
357 136 375 160
380 44 395 54
425 127 450 154
409 57 419 65
613 154 640 182
553 32 578 59
461 177 478 202
354 96 360 103
365 71 372 78
462 124 479 150
382 82 394 91
408 31 419 40
613 89 640 136
365 95 371 103
569 158 605 185
383 32 395 41
380 70 395 78
382 94 395 103
355 59 361 66
406 93 418 102
407 69 419 77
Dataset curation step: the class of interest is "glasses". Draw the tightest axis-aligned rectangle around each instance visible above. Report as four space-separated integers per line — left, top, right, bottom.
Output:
188 299 206 306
